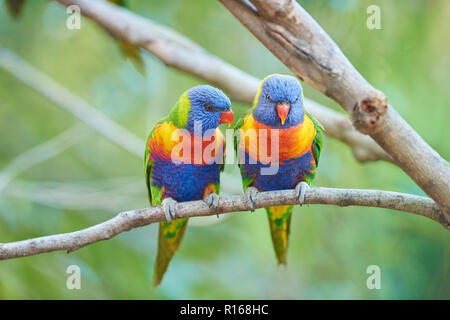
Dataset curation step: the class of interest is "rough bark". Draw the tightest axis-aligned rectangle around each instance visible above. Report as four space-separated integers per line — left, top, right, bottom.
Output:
219 0 450 219
54 0 390 163
0 186 446 260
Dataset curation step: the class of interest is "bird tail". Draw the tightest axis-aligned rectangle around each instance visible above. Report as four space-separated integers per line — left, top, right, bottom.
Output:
153 218 188 287
265 205 293 265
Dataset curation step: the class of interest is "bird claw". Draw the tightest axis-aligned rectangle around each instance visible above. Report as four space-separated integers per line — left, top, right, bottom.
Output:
204 193 220 218
162 197 178 223
245 187 259 212
295 182 309 206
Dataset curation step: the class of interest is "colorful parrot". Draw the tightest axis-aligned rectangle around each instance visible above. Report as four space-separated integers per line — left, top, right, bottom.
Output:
145 85 233 286
234 74 324 265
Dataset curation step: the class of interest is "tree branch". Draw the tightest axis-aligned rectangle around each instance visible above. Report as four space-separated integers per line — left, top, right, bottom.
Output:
219 0 450 219
4 178 235 227
55 0 390 163
4 178 142 211
0 47 144 158
0 125 87 194
0 186 446 260
1 0 445 263
0 47 235 227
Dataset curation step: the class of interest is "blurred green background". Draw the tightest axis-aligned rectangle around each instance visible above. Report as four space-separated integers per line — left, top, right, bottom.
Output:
0 0 449 299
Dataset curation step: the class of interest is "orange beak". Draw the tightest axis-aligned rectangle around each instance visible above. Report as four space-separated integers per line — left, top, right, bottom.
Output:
276 103 290 125
219 109 234 127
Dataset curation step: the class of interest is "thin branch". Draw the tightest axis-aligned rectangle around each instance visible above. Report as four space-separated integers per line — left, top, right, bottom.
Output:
0 47 144 158
0 125 87 194
55 0 390 163
4 178 142 211
0 0 445 263
219 0 450 219
0 46 235 227
0 186 446 260
4 178 235 227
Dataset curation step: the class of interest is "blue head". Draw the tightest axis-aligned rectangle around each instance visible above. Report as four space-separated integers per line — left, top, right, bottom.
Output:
186 85 233 135
252 74 304 128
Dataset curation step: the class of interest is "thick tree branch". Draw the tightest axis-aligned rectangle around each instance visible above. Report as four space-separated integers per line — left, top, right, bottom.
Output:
55 0 390 163
0 186 446 260
1 1 444 263
219 0 450 219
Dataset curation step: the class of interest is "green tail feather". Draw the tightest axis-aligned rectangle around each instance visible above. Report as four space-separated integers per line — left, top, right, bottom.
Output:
153 218 188 287
266 205 293 265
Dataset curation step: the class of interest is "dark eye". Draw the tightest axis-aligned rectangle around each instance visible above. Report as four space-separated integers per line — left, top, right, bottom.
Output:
266 94 273 102
205 104 213 111
294 96 300 103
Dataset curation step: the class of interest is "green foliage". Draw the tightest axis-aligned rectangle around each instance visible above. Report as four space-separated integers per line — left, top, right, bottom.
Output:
107 0 145 75
5 0 27 18
0 0 449 299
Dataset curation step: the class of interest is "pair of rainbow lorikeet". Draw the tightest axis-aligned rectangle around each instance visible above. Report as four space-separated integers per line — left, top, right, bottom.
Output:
145 74 324 286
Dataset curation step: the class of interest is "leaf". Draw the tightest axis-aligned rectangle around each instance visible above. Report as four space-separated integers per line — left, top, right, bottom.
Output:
107 0 145 75
5 0 27 18
118 40 146 75
107 0 129 6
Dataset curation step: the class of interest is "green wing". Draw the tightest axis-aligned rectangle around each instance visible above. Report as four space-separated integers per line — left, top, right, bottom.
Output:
307 111 324 165
144 117 169 206
232 116 245 154
233 115 254 192
305 111 324 185
213 129 226 195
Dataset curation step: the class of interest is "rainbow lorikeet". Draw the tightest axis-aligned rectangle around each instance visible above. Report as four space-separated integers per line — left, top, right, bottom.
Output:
145 85 233 286
234 74 324 265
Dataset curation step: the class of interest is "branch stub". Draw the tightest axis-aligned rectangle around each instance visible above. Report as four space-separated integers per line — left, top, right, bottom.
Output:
352 91 388 134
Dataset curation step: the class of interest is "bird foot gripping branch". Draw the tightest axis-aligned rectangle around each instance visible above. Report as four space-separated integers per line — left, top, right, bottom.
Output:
295 181 309 206
161 198 178 223
245 187 259 212
204 193 221 218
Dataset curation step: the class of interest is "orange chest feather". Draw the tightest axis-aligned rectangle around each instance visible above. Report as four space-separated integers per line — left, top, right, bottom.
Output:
239 114 316 162
147 122 224 165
